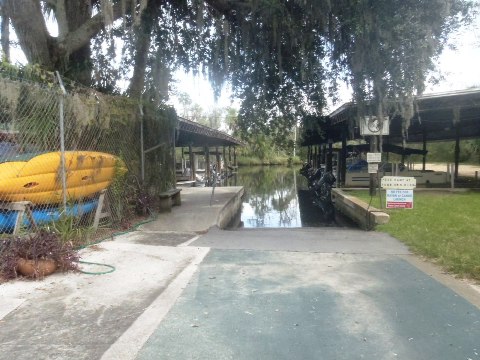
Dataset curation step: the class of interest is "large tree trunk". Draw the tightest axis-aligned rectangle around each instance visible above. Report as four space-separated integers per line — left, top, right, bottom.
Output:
0 7 9 62
3 0 53 67
128 0 160 98
63 0 93 85
4 0 132 85
128 29 152 98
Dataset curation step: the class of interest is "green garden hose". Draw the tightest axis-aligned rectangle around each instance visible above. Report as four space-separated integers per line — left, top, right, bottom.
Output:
75 211 158 275
77 260 116 275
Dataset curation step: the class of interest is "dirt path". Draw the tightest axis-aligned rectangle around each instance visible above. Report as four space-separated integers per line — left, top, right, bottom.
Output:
412 163 480 177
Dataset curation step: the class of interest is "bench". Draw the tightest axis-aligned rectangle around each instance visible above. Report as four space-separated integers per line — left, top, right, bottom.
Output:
158 188 182 212
176 180 196 188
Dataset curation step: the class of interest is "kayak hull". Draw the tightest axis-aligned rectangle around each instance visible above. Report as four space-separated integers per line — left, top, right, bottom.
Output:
0 199 99 233
0 151 124 204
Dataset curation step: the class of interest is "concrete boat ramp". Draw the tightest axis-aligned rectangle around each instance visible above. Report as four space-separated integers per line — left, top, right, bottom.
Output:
1 186 480 360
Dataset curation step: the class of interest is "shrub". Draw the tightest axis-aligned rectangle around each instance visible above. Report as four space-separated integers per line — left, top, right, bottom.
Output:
0 230 79 280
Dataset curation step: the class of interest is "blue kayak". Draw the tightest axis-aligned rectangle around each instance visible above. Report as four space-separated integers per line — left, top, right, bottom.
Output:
0 199 98 233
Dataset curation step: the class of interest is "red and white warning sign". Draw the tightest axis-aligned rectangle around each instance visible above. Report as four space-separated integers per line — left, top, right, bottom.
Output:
386 189 414 209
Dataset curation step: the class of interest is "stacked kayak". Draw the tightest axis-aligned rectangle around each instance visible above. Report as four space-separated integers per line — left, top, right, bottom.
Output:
0 151 125 232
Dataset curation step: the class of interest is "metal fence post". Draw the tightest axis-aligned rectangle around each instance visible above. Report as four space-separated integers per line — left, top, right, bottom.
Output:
55 71 68 210
139 103 145 184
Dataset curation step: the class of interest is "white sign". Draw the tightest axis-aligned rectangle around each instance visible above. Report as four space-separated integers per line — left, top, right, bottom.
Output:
386 189 414 209
368 163 378 173
360 116 390 136
367 152 382 163
381 176 416 189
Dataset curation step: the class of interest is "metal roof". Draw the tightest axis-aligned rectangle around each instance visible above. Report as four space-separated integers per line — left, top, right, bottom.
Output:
176 117 244 147
302 88 480 145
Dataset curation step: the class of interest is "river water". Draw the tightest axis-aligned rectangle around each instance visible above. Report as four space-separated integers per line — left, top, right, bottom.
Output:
225 165 345 228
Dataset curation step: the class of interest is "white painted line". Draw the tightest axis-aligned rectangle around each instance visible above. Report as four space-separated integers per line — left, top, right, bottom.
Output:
178 235 200 247
0 298 25 321
100 247 210 360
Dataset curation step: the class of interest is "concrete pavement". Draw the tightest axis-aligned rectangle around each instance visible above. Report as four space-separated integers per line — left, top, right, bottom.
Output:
137 249 480 360
1 186 480 360
139 187 244 233
0 187 243 360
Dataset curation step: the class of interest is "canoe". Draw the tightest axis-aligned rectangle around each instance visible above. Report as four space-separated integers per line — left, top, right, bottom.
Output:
0 151 125 204
0 199 98 233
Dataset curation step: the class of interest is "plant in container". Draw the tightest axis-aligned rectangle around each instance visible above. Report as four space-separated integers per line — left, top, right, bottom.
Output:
0 229 79 280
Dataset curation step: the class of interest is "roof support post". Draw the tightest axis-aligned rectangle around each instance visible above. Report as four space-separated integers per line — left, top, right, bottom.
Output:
172 124 176 185
189 143 195 181
422 128 427 171
369 136 378 196
454 123 460 180
340 126 347 186
205 146 210 183
223 146 226 176
326 140 333 172
216 146 221 179
321 144 326 167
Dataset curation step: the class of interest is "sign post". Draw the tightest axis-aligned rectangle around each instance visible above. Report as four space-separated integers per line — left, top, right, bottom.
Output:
366 152 382 195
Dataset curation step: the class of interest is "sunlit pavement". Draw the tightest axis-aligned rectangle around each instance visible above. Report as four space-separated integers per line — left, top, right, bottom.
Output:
135 231 480 360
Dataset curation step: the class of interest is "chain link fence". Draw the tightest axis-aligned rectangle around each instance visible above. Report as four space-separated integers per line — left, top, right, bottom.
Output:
0 70 176 244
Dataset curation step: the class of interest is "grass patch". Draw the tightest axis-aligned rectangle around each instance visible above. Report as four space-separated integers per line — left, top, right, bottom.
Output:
349 190 480 281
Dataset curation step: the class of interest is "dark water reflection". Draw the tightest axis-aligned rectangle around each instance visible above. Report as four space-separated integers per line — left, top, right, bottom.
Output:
226 166 339 228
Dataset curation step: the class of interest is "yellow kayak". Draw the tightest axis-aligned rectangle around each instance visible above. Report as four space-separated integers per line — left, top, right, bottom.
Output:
0 151 126 204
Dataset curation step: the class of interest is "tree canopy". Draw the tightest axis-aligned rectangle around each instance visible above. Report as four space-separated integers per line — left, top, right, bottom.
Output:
0 0 474 139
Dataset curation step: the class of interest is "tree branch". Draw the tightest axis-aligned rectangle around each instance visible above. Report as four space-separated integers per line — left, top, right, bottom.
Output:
4 0 53 66
54 0 68 39
203 0 249 19
0 7 10 61
59 0 133 57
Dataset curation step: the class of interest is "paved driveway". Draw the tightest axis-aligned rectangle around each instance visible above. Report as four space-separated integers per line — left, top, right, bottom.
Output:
137 229 480 360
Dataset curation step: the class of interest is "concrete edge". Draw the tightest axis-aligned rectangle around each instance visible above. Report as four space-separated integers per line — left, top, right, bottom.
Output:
400 254 480 310
332 188 389 230
100 247 210 360
215 187 245 229
0 298 25 321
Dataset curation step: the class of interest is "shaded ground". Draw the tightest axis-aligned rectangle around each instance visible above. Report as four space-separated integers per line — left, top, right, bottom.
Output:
137 246 480 360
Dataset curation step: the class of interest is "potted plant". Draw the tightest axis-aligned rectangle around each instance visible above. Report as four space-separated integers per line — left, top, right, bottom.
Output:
0 229 79 280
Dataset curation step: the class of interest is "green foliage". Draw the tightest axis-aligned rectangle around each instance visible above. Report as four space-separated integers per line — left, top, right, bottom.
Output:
426 140 480 163
237 130 298 165
3 1 473 143
385 140 480 164
107 159 133 225
50 214 95 245
0 61 57 87
15 87 59 150
350 190 480 280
